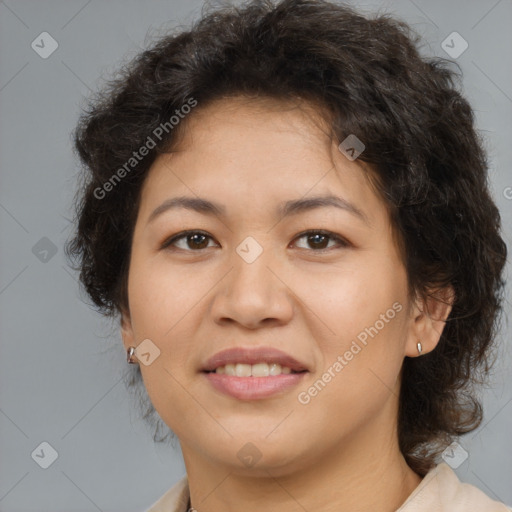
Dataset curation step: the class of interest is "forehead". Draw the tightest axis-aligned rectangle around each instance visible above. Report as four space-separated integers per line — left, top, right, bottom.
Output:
174 95 335 158
137 96 385 224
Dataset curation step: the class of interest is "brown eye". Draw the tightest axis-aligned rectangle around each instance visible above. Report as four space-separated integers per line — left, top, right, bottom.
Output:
306 233 330 250
161 230 216 251
293 230 349 251
161 229 349 253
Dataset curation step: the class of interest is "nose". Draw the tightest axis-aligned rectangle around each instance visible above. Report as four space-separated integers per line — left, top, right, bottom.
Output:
210 245 294 330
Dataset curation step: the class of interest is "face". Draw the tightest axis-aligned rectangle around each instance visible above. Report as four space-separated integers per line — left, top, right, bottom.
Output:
121 96 434 477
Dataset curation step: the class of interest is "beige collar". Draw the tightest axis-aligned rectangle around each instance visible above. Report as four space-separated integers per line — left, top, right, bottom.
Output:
145 463 511 512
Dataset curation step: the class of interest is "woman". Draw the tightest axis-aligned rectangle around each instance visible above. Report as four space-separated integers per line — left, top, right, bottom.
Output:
65 0 510 510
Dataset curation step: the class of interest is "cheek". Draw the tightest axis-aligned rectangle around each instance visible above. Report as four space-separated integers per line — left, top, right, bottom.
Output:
126 264 204 400
297 306 407 431
303 257 409 397
127 254 201 334
301 258 407 339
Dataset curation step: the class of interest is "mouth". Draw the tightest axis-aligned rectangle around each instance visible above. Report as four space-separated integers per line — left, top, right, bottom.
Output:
202 347 309 400
204 362 305 377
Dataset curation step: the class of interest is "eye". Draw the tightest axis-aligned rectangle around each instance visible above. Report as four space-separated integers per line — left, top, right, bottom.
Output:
161 229 350 252
161 230 217 251
292 230 350 251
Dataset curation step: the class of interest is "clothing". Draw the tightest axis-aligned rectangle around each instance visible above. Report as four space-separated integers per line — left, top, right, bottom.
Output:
145 463 512 512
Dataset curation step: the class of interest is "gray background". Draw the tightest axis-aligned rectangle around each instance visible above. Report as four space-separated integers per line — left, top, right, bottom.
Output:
0 0 511 510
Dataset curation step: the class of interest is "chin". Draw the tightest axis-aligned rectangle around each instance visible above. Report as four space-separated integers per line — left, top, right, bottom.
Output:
195 432 313 476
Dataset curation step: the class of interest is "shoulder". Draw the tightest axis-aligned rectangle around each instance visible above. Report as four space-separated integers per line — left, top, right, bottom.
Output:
144 475 190 512
398 463 511 512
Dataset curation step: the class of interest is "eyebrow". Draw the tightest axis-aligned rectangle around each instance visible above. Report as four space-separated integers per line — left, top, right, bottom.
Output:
147 194 370 226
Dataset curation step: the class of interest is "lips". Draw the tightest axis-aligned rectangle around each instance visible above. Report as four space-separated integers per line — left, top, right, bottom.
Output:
202 346 309 400
202 346 309 373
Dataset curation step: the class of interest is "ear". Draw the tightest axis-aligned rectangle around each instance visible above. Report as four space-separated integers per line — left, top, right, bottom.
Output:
120 307 136 352
405 285 455 357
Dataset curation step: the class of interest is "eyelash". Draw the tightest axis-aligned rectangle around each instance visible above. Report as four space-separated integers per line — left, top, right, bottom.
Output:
160 229 351 253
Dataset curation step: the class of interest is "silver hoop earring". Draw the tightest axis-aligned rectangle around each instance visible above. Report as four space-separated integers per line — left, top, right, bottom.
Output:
417 341 423 355
127 346 138 364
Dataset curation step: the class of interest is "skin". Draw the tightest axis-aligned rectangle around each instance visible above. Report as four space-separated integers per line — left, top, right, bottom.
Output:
121 96 453 512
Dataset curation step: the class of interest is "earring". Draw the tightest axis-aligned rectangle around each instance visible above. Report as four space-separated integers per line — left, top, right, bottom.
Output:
417 341 423 355
127 346 138 364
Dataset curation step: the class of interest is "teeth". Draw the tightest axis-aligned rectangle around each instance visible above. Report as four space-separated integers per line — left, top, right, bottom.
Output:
252 363 269 377
235 363 252 377
269 363 282 376
214 362 296 376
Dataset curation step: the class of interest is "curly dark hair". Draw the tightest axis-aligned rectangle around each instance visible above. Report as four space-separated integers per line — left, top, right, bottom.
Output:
64 0 508 476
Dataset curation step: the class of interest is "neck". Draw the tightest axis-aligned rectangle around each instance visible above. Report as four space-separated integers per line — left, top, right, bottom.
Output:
182 417 422 512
